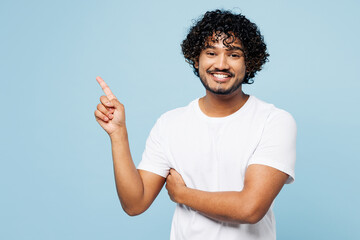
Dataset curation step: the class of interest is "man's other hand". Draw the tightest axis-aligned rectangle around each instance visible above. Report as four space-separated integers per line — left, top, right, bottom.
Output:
166 169 187 204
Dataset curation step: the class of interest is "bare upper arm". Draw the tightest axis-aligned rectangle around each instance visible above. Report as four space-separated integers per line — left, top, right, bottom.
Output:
137 169 166 212
243 164 289 221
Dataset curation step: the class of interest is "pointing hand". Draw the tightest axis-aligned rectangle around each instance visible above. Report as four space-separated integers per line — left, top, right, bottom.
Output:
94 76 126 136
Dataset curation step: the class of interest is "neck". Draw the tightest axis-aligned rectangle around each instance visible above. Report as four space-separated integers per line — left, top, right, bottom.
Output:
199 89 249 117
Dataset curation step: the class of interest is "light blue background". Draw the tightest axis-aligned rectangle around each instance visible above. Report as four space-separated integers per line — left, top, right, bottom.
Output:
1 0 359 239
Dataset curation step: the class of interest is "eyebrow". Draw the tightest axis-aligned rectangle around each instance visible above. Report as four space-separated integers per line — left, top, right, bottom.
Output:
227 46 244 52
204 45 244 52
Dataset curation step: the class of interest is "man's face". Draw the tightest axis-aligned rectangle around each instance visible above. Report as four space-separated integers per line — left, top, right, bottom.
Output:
195 35 246 95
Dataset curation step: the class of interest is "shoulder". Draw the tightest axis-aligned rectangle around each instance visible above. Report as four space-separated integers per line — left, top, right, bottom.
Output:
268 107 296 133
251 96 296 128
157 99 198 125
250 97 297 139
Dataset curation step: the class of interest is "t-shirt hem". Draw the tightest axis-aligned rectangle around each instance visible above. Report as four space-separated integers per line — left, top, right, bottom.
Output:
248 161 295 184
137 163 168 178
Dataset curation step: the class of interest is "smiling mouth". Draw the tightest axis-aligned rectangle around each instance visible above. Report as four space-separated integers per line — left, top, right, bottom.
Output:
213 73 230 79
207 71 233 82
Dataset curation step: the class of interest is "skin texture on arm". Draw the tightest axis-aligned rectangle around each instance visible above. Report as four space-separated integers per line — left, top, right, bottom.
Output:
166 164 289 224
95 76 165 216
110 131 165 216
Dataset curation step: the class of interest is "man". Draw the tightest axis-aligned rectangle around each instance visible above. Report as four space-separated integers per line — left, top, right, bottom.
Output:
94 9 296 240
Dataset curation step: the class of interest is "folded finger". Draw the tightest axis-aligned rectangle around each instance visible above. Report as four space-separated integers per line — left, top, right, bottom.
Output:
97 103 114 119
94 109 109 122
100 95 114 107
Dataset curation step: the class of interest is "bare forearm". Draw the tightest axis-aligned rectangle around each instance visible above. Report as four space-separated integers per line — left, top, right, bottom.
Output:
177 188 260 224
95 77 164 216
110 127 145 214
166 166 288 224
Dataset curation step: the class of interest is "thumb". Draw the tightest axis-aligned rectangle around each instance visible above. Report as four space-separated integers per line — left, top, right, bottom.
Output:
111 98 124 109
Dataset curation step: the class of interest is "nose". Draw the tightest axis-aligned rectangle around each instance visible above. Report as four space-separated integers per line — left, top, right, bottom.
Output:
214 54 229 70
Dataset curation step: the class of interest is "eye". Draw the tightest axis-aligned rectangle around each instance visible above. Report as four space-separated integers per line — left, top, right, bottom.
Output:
230 53 241 58
206 52 216 56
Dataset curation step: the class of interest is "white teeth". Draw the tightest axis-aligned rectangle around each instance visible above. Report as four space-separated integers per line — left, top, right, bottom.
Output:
213 74 229 79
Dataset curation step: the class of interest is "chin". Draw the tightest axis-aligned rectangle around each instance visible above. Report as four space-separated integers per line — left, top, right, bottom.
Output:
200 75 244 96
210 89 234 95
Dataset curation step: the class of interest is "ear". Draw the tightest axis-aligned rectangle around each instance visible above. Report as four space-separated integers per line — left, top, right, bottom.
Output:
194 60 199 69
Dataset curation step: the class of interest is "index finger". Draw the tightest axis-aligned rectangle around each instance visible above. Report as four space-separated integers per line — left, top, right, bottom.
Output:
96 76 117 100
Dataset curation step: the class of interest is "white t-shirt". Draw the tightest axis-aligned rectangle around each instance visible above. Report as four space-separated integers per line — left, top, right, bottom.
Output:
138 96 297 240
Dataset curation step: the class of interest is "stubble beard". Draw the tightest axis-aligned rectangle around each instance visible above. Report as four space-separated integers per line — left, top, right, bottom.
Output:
199 71 245 95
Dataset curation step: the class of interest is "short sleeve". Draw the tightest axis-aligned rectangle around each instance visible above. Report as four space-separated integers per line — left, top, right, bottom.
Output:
137 116 170 178
248 110 297 184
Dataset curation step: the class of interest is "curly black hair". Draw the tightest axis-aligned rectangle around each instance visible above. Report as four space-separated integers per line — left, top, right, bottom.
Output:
181 9 269 84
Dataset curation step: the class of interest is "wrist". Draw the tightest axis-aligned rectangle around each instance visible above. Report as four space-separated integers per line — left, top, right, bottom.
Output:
177 186 190 205
109 126 128 142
